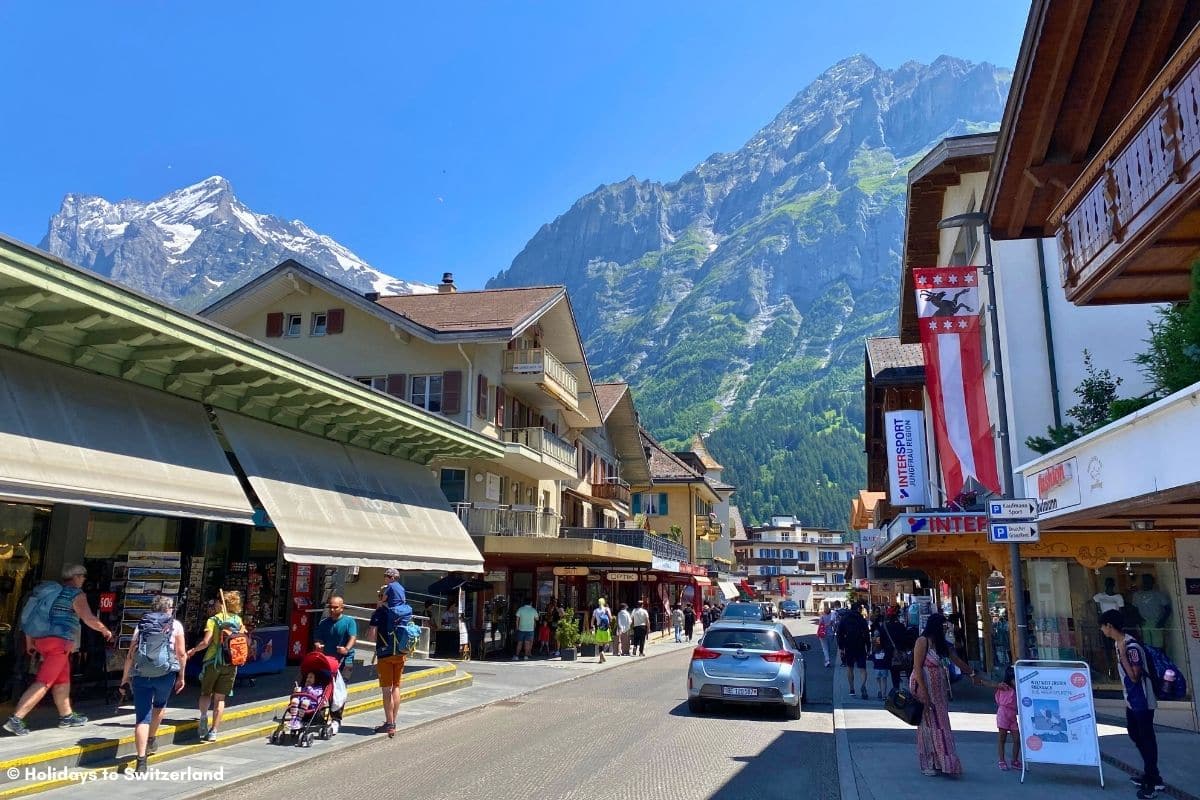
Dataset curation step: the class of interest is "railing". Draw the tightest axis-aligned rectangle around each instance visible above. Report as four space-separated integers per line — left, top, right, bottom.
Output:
561 527 689 562
1056 26 1200 298
591 480 631 506
506 426 576 470
455 503 559 537
502 347 579 399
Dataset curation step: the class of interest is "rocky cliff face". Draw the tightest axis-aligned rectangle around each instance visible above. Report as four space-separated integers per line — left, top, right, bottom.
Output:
41 176 432 307
489 55 1011 526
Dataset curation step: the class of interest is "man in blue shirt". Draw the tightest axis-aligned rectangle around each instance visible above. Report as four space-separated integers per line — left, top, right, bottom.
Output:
1101 609 1162 798
315 595 357 679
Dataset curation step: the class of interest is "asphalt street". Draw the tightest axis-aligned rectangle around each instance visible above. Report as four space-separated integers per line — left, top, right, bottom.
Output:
200 621 838 800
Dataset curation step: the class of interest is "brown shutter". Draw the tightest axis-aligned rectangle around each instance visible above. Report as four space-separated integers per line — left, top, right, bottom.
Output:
326 308 345 334
441 370 462 414
476 374 489 418
386 374 406 400
494 386 506 428
266 312 284 338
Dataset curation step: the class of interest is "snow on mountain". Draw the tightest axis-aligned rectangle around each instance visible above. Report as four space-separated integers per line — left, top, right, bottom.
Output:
41 176 435 307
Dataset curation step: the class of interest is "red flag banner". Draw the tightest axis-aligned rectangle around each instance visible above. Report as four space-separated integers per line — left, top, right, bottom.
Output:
913 266 1000 500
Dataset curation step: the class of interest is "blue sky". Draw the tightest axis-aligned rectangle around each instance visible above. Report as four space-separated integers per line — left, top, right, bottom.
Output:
0 2 1029 289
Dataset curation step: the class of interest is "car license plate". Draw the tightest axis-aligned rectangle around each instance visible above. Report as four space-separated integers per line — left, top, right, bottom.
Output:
721 686 758 697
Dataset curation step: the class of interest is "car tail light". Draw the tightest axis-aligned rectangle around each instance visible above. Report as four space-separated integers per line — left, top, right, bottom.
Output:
692 646 721 661
761 650 794 664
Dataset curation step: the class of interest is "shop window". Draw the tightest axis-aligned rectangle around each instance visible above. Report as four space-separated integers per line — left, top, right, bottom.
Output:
440 469 467 504
284 313 303 337
85 512 182 559
311 312 328 336
0 503 49 701
410 374 443 412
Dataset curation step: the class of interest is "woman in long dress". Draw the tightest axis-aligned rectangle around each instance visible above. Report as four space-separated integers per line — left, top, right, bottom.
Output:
910 613 981 776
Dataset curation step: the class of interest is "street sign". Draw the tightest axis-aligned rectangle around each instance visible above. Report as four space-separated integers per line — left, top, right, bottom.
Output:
988 499 1038 520
990 522 1040 543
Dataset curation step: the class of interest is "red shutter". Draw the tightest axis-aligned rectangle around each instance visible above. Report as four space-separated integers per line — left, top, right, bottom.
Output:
326 308 345 334
476 374 489 418
266 312 284 338
494 387 506 428
442 370 462 414
386 374 406 400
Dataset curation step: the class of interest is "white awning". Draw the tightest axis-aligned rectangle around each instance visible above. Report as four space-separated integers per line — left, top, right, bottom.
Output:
217 411 483 572
718 581 740 600
0 348 254 523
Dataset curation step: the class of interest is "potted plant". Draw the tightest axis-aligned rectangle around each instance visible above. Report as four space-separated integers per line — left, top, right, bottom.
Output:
578 631 598 658
556 612 581 661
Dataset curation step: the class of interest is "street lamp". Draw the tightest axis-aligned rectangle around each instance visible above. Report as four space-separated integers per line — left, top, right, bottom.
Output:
936 211 1030 661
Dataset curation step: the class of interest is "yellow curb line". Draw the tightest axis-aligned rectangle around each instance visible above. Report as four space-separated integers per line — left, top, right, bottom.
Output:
0 672 472 800
0 664 456 773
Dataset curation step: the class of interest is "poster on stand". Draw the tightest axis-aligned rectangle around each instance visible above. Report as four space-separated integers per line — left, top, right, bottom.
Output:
1013 660 1103 786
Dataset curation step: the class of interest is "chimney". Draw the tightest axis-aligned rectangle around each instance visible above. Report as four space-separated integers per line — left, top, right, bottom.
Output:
438 272 456 294
364 291 380 302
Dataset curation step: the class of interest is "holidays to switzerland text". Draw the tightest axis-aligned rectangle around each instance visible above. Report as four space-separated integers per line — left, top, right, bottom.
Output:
7 766 226 783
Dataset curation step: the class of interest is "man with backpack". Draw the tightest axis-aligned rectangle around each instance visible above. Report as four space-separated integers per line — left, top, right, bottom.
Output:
3 564 113 736
367 575 418 738
120 595 187 774
1100 609 1164 799
837 602 870 698
185 589 247 743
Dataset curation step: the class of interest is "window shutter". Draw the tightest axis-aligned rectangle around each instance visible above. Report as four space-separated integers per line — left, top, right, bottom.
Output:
632 494 642 515
476 374 489 418
441 370 462 414
494 386 506 427
658 493 669 515
326 308 345 334
386 374 406 400
266 312 284 338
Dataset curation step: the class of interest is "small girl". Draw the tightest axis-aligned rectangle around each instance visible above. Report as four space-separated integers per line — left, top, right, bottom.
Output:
986 666 1020 770
536 617 552 655
287 673 324 730
870 635 890 700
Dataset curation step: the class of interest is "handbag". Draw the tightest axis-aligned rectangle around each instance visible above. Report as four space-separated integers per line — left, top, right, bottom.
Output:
885 686 924 726
816 622 827 638
884 624 913 672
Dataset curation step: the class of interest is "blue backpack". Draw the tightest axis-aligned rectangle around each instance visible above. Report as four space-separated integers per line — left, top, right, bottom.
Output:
19 582 65 639
134 612 179 678
1140 642 1188 701
381 603 420 656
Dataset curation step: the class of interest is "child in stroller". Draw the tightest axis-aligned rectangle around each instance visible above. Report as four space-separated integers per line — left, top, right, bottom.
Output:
270 651 343 747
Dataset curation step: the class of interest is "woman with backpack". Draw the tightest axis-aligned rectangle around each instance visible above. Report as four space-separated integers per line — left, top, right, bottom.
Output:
591 598 612 663
185 590 246 743
3 564 113 737
120 595 186 773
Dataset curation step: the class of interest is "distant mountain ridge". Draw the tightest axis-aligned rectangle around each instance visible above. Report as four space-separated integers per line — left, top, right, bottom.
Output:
41 176 433 307
489 54 1011 527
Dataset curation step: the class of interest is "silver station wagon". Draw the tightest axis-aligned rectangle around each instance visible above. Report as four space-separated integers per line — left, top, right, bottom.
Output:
687 620 808 718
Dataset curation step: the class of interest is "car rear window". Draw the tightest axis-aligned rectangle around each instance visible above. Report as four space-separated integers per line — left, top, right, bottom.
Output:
703 629 783 651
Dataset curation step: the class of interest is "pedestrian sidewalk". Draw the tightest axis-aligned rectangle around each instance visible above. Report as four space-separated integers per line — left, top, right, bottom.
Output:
830 661 1200 800
1 632 698 800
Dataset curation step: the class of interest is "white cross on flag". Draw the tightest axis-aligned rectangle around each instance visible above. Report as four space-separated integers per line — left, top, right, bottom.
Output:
912 266 999 499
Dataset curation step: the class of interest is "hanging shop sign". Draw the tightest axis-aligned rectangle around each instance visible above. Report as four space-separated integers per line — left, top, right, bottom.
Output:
889 513 990 536
607 572 640 582
884 410 929 506
1013 660 1103 786
553 566 589 576
1024 457 1081 515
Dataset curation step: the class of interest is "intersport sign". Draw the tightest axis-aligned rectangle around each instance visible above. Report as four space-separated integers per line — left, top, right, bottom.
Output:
885 410 929 506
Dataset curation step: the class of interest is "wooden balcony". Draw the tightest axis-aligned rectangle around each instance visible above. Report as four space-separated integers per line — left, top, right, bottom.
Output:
1056 27 1200 305
502 347 582 418
590 479 631 507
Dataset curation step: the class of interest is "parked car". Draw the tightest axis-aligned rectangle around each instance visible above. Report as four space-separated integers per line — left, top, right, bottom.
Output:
687 620 808 718
779 600 802 618
720 602 769 622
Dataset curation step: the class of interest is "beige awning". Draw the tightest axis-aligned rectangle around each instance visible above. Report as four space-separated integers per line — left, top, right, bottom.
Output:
0 348 254 523
217 411 483 571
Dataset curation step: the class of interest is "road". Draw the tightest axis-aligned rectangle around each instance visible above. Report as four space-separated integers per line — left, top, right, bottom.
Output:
201 620 839 800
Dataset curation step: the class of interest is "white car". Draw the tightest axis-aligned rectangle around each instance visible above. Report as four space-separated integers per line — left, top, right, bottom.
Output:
687 620 808 719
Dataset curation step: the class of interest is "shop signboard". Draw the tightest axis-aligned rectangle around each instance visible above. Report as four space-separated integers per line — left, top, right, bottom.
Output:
483 570 507 583
1176 537 1200 730
651 557 681 573
884 410 929 507
1024 457 1081 516
607 572 639 582
98 592 116 613
858 528 882 554
890 513 990 536
553 566 589 576
1013 660 1103 786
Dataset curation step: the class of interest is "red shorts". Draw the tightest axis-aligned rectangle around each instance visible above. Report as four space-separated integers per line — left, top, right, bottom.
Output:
33 637 73 687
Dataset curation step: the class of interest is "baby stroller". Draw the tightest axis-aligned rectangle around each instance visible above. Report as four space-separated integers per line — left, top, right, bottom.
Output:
270 651 343 747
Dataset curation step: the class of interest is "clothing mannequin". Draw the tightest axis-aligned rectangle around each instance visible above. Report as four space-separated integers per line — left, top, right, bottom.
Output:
1093 577 1125 615
1131 573 1171 648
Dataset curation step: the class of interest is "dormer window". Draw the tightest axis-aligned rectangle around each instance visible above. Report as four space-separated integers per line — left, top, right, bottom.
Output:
284 313 303 337
311 312 328 336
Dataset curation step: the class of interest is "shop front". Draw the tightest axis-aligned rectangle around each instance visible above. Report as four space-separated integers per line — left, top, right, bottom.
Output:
0 502 49 700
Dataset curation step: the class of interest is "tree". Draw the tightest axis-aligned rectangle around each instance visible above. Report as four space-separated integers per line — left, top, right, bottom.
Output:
1133 259 1200 397
1025 350 1121 454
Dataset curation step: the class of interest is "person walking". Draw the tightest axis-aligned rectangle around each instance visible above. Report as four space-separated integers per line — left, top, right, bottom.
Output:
315 595 358 680
837 602 870 697
3 564 113 736
683 603 696 642
630 600 650 656
513 598 538 660
591 599 612 663
882 608 913 691
700 602 716 631
1100 609 1164 798
671 604 684 643
120 595 186 774
185 589 246 743
615 603 632 656
816 605 833 668
980 666 1020 771
910 613 980 777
